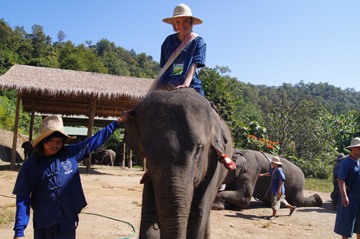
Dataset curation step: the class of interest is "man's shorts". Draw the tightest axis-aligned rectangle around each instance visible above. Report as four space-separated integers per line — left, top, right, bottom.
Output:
271 194 291 211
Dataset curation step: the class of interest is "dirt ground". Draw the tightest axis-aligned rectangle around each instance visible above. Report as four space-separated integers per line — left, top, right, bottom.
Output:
0 162 340 239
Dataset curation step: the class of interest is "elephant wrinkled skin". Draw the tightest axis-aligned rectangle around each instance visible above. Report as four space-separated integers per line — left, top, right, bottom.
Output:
212 149 323 210
124 88 233 239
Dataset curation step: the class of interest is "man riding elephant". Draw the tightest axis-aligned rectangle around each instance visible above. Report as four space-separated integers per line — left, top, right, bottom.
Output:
212 148 323 210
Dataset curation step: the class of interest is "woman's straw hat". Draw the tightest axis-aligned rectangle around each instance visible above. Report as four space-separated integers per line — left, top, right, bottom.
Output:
32 115 76 147
271 156 282 165
162 3 203 25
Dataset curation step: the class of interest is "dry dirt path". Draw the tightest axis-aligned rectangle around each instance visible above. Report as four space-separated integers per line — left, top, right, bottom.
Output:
0 164 338 239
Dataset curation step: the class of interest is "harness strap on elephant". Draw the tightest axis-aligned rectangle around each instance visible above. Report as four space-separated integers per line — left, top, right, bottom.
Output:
255 151 273 202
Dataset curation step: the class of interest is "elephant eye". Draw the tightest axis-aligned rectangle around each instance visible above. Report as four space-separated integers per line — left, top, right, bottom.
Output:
194 144 203 161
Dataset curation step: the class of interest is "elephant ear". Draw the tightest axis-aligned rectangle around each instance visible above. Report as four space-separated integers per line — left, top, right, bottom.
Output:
124 111 145 160
233 149 248 177
210 110 229 155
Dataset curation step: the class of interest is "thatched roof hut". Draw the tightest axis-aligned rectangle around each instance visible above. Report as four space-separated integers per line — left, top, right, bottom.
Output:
0 64 154 169
0 64 153 117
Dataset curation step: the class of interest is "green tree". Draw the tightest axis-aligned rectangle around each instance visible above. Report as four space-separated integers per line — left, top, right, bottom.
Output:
260 88 318 155
30 24 47 58
57 30 66 43
199 66 243 147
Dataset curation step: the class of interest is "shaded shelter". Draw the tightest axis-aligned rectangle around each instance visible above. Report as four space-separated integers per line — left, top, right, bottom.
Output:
0 64 153 170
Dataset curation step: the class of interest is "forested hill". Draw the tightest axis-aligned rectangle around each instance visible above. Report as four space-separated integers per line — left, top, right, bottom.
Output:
1 19 359 115
236 80 360 115
0 19 160 79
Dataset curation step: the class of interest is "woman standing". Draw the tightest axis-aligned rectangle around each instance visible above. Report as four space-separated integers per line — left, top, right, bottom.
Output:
157 3 206 95
13 111 130 239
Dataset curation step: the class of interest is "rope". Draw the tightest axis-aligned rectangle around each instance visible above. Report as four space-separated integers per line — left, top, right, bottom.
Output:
0 194 136 239
254 152 272 202
81 212 136 239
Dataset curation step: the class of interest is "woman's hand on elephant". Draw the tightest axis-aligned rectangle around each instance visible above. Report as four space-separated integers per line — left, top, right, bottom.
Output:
175 85 189 89
117 110 132 124
258 174 262 177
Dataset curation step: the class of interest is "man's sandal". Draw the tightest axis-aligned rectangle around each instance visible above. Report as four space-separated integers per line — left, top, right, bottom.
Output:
289 206 297 216
140 172 151 184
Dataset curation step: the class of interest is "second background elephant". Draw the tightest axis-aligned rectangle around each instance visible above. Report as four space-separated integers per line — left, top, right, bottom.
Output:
92 147 116 166
212 149 323 210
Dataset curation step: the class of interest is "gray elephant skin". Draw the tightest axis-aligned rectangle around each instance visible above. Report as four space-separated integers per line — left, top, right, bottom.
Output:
124 88 233 239
92 147 116 166
21 141 33 159
212 149 323 210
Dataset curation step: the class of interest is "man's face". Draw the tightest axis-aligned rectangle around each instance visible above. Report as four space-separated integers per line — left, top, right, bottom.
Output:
352 147 360 159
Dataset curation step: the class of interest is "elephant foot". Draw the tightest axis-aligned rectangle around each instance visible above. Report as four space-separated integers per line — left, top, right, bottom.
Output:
313 194 323 206
212 196 227 210
212 203 225 210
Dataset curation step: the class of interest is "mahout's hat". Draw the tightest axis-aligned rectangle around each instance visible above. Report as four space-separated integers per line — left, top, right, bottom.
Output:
271 156 282 165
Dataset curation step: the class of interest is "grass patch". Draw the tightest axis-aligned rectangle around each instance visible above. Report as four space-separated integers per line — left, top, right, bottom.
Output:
132 165 143 169
304 178 333 193
132 201 142 207
0 203 16 226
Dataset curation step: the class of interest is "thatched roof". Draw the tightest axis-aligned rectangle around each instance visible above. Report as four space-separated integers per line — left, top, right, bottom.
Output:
0 65 154 118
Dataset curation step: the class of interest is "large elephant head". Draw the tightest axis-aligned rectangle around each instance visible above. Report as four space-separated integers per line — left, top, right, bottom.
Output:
124 88 233 239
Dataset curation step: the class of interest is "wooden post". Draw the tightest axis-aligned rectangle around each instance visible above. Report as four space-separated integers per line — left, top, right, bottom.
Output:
86 98 96 173
29 99 35 141
11 93 22 170
129 149 133 168
122 142 126 167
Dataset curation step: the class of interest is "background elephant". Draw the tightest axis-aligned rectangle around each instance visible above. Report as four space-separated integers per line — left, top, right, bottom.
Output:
124 88 233 239
92 147 116 166
21 141 33 159
212 148 323 210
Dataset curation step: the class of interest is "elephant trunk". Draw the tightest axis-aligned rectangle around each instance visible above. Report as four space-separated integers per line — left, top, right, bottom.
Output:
153 175 193 239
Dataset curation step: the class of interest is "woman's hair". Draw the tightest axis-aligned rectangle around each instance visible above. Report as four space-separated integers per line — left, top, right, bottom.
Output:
33 131 67 157
172 17 193 32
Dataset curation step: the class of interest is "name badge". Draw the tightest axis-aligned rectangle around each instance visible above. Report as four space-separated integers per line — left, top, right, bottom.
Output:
172 64 183 76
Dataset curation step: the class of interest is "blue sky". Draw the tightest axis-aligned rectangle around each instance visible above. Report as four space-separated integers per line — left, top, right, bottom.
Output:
1 0 359 91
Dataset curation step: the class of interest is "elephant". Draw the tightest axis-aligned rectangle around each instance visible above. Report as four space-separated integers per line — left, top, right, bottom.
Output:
124 88 233 239
21 141 33 159
212 148 323 210
92 147 116 166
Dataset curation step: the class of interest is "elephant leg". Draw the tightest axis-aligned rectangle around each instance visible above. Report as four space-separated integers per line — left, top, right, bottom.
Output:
213 178 254 210
140 180 160 239
99 156 106 165
213 189 252 209
187 164 225 239
287 191 323 207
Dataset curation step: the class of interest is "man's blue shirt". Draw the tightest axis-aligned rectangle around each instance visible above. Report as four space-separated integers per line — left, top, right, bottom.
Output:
269 167 286 195
338 156 360 199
